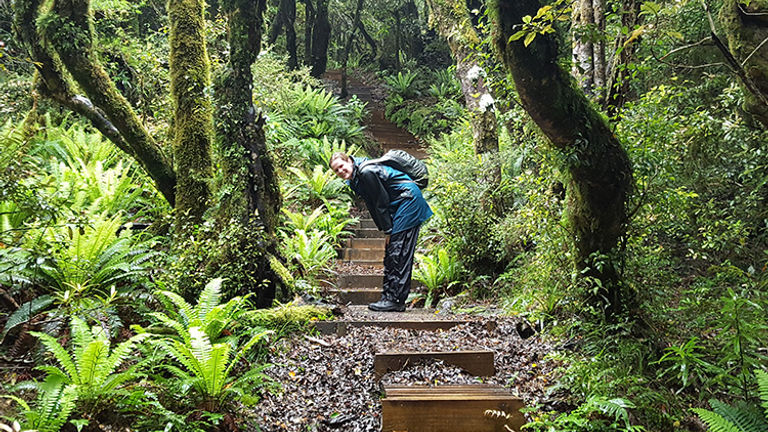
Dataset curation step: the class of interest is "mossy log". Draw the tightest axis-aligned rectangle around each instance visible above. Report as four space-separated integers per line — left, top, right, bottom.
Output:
168 0 214 224
491 0 633 316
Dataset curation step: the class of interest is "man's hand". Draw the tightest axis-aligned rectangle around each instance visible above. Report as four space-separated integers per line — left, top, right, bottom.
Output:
385 234 391 247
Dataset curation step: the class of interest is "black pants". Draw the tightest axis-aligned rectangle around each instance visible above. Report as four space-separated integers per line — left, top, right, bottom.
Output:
382 225 420 304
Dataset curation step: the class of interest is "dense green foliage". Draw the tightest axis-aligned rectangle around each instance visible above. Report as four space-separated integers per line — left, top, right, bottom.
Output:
1 0 767 430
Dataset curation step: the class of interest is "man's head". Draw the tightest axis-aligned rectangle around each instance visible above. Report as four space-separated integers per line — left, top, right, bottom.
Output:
330 152 354 180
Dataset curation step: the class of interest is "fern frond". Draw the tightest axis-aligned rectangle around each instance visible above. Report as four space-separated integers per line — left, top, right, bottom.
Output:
29 332 78 382
76 338 110 385
207 343 230 397
189 327 213 375
692 408 741 432
223 330 272 383
70 317 94 362
0 296 54 342
101 333 148 379
158 291 195 325
710 399 768 432
197 278 223 322
757 370 768 418
149 312 190 343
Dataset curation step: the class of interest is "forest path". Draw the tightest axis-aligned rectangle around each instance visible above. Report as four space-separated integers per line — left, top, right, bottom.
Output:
262 71 524 432
249 72 546 431
322 70 428 159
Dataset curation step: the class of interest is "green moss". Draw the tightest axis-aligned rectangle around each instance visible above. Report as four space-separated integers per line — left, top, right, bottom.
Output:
246 304 331 332
168 0 214 224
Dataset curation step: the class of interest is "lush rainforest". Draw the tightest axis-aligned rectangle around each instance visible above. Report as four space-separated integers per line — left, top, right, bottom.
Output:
0 0 767 430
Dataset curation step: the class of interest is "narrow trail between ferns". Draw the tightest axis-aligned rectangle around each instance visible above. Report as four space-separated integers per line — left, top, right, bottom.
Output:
249 71 562 432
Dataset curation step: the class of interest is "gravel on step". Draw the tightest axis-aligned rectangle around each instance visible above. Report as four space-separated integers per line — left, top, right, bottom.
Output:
249 317 559 432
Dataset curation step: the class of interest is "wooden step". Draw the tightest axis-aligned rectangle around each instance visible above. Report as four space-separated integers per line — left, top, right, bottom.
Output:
314 318 470 336
342 259 384 268
341 248 385 261
329 288 381 304
352 228 385 238
356 219 378 229
346 238 386 249
374 350 495 379
381 385 524 432
335 274 383 289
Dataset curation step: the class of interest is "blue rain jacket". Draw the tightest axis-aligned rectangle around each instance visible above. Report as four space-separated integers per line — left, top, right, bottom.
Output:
347 157 432 235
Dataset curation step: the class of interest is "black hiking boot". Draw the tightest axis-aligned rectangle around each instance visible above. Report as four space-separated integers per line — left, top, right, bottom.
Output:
368 299 406 312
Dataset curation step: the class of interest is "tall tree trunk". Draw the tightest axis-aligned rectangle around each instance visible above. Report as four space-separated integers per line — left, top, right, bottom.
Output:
340 0 364 98
215 0 282 306
35 0 177 206
425 0 499 155
593 0 606 99
269 0 298 69
571 0 607 101
605 0 642 114
310 0 330 77
356 19 377 62
303 0 314 65
168 0 214 225
394 11 402 70
491 0 634 317
571 0 595 93
720 0 768 128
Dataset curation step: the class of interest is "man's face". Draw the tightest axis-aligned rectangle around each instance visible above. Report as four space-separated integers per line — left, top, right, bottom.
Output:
330 157 354 180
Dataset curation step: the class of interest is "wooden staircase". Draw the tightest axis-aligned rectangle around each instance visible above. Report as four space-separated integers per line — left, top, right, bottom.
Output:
317 217 525 431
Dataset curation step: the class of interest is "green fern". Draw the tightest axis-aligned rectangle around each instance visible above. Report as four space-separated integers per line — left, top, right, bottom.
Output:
281 229 337 278
30 316 147 404
142 278 248 344
693 369 768 432
0 295 54 342
156 324 272 410
2 378 79 432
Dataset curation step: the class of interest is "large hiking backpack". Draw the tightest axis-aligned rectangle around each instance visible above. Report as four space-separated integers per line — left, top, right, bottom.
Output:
361 149 429 189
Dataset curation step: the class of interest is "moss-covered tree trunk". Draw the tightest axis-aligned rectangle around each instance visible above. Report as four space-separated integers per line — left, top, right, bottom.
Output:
310 0 330 77
491 0 634 317
168 0 214 224
605 0 641 114
720 0 768 128
214 0 283 306
37 0 177 205
425 0 499 155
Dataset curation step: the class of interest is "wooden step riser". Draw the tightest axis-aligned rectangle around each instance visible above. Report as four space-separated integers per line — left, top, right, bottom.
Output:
374 351 495 379
381 399 524 432
356 219 378 229
336 274 384 289
331 289 381 304
352 228 385 238
341 248 385 261
347 238 386 249
314 320 469 336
